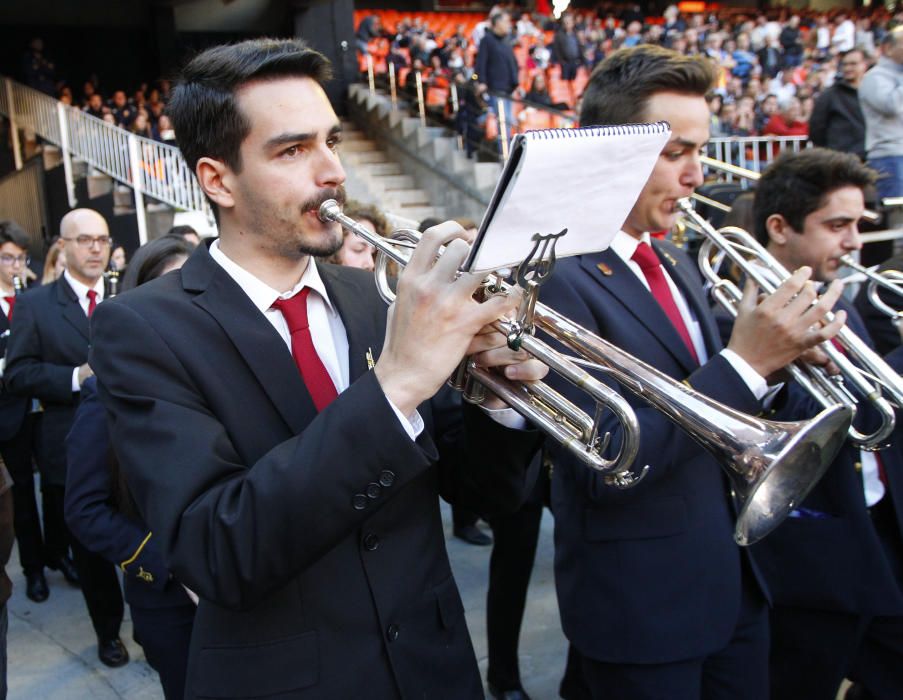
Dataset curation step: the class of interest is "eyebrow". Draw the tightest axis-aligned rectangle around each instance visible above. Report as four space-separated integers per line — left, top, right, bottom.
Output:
666 136 708 150
263 123 342 151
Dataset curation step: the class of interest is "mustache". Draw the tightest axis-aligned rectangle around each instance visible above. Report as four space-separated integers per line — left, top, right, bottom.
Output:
301 186 347 216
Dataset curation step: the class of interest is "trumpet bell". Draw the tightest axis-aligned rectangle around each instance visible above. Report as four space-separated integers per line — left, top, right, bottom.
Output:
731 404 852 546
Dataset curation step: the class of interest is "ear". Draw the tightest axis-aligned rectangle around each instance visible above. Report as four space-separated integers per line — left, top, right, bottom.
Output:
195 157 235 211
765 213 790 246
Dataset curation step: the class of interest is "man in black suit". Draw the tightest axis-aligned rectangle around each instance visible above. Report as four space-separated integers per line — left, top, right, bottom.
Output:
538 46 847 699
0 221 47 602
89 39 545 699
749 148 903 700
5 208 129 667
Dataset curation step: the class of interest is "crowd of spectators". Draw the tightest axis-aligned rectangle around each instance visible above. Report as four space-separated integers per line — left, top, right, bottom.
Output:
21 40 176 146
356 3 903 146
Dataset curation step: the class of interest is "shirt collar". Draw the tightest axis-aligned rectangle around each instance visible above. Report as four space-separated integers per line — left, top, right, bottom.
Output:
63 269 104 302
609 230 653 266
208 239 334 314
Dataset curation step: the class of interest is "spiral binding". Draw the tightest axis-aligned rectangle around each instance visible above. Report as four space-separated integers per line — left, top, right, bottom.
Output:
526 121 670 140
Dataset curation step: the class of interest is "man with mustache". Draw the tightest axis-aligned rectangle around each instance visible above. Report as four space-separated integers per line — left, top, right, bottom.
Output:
5 208 129 668
89 38 545 699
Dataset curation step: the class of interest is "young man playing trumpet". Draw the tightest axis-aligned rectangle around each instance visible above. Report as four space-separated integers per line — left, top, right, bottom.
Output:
538 46 846 700
751 148 903 700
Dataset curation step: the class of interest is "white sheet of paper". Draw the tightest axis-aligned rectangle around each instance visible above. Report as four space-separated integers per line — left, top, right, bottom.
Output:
466 123 672 274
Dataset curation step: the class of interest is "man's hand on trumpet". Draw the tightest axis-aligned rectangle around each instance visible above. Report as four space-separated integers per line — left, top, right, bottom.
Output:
374 221 547 418
727 265 848 383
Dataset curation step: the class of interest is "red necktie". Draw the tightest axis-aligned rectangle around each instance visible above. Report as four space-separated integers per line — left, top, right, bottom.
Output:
271 288 338 412
86 289 98 317
3 296 14 321
631 242 700 364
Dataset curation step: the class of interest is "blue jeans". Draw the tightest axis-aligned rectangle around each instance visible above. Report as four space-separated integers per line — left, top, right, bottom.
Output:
868 155 903 203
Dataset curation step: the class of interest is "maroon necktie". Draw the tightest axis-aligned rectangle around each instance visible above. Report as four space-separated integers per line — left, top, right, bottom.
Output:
271 288 338 411
631 242 699 364
3 296 14 321
86 289 98 317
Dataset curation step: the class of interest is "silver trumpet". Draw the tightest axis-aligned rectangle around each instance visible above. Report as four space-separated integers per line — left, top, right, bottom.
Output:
840 255 903 323
683 198 898 451
320 199 853 545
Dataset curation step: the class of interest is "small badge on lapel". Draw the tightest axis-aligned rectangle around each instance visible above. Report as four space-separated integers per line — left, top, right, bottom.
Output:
596 262 613 276
366 347 376 371
660 251 678 267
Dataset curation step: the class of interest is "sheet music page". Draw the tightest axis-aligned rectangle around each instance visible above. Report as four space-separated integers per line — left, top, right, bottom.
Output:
466 123 671 274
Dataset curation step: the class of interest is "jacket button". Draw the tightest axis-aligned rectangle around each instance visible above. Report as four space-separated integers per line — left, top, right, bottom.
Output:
386 623 399 642
352 494 368 510
366 482 381 499
379 470 395 487
363 533 380 551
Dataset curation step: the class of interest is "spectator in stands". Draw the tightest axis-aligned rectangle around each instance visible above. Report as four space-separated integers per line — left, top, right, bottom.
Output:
130 112 153 139
553 14 583 105
109 90 135 128
524 72 567 111
832 13 856 55
84 93 105 120
622 21 643 48
81 81 97 108
857 18 877 58
815 15 832 59
356 14 383 56
475 10 520 145
21 38 56 96
762 95 809 137
809 49 868 159
758 34 783 79
732 32 758 85
154 114 177 146
859 26 903 209
780 15 804 68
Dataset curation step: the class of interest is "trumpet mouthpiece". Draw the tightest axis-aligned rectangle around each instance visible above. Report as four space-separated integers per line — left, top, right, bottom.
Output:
318 199 342 223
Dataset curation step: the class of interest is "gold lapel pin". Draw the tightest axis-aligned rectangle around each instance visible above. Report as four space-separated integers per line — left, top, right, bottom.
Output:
661 251 678 267
597 262 613 276
366 347 376 370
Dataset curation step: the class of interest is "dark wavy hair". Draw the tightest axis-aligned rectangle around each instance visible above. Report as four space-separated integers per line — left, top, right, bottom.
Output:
0 220 30 250
753 148 876 246
580 45 715 127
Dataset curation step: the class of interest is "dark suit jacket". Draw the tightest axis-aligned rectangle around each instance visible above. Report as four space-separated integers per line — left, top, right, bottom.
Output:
5 277 91 485
751 300 903 617
539 239 768 665
89 243 541 700
0 307 30 442
64 376 191 609
474 31 519 94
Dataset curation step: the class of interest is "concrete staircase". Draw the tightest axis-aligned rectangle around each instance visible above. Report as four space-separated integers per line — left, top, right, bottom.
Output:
340 125 443 226
343 84 502 225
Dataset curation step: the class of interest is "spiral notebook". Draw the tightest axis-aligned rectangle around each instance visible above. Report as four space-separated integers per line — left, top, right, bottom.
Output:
464 122 672 274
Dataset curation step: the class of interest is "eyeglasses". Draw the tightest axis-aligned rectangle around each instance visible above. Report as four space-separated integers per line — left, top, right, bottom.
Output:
63 235 112 249
0 254 29 266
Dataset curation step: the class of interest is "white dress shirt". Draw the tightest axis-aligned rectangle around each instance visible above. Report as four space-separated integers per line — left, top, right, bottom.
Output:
64 269 104 392
609 231 771 400
209 240 424 440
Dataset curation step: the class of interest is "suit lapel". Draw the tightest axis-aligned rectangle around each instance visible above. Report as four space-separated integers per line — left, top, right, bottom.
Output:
184 246 317 435
57 277 89 342
651 240 723 357
319 264 380 385
579 248 698 372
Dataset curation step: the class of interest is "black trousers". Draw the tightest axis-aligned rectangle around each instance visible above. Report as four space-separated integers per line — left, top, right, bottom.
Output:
0 414 67 573
131 600 196 700
770 498 903 700
70 537 124 642
580 575 769 700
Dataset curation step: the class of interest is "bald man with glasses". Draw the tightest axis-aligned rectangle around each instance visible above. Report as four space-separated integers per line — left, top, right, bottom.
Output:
5 208 129 668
